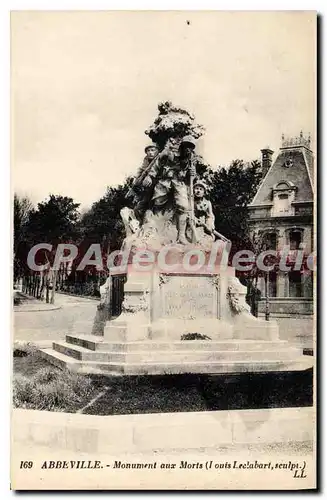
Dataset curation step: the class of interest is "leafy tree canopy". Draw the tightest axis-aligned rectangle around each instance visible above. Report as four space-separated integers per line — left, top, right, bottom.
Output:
79 178 133 252
27 194 80 244
209 159 263 251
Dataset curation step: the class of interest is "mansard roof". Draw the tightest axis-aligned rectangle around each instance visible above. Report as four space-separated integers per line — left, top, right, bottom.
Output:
250 146 314 206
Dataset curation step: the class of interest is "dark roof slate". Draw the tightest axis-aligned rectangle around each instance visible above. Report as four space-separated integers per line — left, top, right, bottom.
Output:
250 147 313 206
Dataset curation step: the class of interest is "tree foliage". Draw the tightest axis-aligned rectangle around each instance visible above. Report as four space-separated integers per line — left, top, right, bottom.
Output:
80 179 133 252
14 194 34 278
27 195 80 244
209 159 263 252
14 194 33 252
14 194 81 279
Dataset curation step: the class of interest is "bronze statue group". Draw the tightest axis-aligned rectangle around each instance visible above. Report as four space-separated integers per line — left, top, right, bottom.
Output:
124 135 228 246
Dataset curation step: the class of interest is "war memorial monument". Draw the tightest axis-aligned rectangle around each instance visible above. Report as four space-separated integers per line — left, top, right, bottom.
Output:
42 102 312 376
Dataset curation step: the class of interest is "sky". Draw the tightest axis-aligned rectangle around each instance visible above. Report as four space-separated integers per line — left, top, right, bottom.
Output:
11 11 316 209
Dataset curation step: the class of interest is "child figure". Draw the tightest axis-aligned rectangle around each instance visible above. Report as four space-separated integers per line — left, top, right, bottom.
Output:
192 179 215 237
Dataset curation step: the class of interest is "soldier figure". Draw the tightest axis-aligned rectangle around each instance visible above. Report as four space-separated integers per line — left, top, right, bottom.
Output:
127 143 159 221
141 135 197 244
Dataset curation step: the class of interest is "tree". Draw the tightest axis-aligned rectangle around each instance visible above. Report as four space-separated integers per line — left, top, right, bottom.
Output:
205 160 264 315
13 194 33 280
27 194 80 244
79 179 133 254
209 159 263 253
25 195 81 303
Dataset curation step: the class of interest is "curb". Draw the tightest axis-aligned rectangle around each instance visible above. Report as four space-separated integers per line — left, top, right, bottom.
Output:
14 340 53 350
56 292 100 302
14 305 62 312
12 406 314 454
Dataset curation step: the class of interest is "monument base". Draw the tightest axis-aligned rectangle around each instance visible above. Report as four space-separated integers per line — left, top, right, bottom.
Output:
41 334 312 375
41 266 313 375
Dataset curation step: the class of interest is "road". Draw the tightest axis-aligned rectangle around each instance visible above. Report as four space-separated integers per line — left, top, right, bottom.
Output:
13 293 98 343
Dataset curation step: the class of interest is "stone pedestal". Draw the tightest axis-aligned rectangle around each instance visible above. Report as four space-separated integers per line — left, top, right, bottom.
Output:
41 263 312 375
102 267 279 342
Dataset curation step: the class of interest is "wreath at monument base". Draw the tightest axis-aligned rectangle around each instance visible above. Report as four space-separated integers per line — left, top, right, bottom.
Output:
180 333 212 341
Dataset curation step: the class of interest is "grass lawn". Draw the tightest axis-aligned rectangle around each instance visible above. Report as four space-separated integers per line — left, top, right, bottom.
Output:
14 351 51 377
13 344 313 415
13 345 97 413
83 370 313 416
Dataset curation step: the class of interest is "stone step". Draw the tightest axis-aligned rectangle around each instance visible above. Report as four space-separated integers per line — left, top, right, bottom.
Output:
65 334 290 353
40 348 80 371
53 341 302 363
40 348 313 375
53 342 97 361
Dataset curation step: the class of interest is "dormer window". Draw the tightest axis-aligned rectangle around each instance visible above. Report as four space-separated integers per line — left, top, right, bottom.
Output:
271 181 297 216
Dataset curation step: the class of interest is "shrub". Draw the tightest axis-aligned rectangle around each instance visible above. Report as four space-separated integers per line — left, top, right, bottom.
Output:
14 295 22 305
13 342 39 358
12 374 37 408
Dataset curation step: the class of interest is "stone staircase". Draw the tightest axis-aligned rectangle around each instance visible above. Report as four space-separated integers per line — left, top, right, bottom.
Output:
41 334 313 375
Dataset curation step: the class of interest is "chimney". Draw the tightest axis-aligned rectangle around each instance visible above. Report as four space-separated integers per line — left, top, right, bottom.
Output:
261 147 274 176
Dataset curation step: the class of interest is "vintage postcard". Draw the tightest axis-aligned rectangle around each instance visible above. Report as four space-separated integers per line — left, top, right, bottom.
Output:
11 10 316 490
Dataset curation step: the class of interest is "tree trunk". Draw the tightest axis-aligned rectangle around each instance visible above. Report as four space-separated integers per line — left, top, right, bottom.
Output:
41 273 47 301
46 281 50 303
50 270 57 304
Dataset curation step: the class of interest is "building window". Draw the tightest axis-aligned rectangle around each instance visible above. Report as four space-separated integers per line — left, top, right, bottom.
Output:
289 271 302 297
266 232 277 250
289 230 302 250
262 232 277 250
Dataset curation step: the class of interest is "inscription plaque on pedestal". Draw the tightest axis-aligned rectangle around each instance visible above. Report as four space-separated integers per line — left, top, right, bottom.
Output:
159 274 220 320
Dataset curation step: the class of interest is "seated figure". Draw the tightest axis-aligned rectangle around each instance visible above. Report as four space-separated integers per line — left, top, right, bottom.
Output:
193 179 215 236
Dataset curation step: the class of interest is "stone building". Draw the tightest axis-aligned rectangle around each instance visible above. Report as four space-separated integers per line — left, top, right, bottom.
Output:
248 132 314 316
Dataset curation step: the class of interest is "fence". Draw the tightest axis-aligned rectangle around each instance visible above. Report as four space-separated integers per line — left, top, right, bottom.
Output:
111 274 125 317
